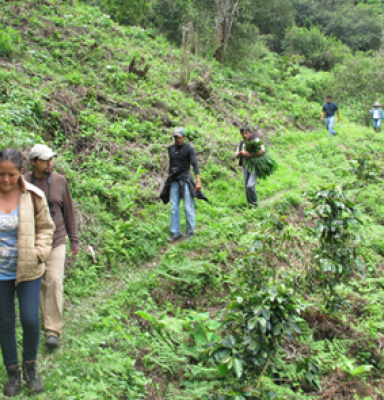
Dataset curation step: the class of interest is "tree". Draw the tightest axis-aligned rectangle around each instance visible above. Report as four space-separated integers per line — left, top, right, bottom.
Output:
292 0 382 52
251 0 295 53
214 0 240 62
284 25 351 70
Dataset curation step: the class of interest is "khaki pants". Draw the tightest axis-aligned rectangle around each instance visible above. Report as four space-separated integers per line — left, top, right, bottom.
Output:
40 244 66 338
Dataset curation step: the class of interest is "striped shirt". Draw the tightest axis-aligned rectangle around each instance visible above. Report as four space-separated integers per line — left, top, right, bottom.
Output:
0 206 19 281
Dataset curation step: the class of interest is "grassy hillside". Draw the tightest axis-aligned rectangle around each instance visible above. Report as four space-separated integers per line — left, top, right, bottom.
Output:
1 1 384 399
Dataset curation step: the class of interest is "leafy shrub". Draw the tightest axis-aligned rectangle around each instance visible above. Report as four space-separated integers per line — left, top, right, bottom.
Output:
284 25 351 70
0 29 15 58
206 214 305 398
347 153 381 185
84 0 151 26
305 185 363 310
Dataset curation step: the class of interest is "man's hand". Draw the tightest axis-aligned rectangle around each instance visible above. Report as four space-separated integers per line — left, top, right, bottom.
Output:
321 116 324 121
70 249 79 256
195 175 202 191
242 151 251 158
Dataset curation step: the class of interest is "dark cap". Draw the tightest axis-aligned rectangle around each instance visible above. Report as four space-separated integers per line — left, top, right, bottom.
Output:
240 126 251 133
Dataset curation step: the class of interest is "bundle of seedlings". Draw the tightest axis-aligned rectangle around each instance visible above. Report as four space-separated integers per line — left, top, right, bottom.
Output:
243 139 277 179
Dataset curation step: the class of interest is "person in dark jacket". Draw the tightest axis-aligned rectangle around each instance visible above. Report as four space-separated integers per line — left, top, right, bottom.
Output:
166 127 202 242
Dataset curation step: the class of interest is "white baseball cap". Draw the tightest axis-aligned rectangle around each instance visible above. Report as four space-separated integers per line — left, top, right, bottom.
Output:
172 127 186 137
30 144 57 161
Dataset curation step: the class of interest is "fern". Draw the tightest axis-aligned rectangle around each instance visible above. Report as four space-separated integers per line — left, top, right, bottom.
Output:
156 257 222 297
144 331 189 374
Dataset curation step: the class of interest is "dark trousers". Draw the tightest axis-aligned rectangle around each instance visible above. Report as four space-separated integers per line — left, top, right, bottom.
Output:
0 278 41 367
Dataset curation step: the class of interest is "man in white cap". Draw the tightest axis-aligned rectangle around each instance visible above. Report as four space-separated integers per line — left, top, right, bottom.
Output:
166 127 201 242
369 102 384 133
24 144 79 348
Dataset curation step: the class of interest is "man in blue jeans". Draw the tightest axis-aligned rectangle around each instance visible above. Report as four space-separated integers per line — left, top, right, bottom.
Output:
321 95 340 137
167 127 202 242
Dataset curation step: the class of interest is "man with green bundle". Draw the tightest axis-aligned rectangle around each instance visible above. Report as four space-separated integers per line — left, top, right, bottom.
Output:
236 126 265 206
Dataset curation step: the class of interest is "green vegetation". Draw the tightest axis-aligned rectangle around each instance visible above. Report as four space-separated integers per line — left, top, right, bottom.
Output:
292 0 383 51
243 141 277 179
1 0 384 399
284 26 351 71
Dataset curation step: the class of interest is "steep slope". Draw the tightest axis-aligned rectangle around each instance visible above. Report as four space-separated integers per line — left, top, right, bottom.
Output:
1 2 384 399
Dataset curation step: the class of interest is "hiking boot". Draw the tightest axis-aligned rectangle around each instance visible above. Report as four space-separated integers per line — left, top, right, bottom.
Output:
22 362 43 394
167 234 183 242
3 366 20 397
184 234 194 241
45 335 59 349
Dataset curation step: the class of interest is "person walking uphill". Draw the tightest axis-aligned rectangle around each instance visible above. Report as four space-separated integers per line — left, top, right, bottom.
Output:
321 95 340 137
163 127 202 242
24 144 79 349
0 149 54 397
236 127 265 207
369 102 384 133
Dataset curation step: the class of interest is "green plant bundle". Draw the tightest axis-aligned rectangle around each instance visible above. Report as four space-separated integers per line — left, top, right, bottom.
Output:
243 140 277 179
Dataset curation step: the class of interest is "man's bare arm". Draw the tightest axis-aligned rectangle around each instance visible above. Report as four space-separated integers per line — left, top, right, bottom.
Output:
195 174 202 191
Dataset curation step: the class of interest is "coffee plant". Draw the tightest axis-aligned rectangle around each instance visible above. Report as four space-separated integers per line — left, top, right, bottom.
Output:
205 213 305 399
306 185 363 311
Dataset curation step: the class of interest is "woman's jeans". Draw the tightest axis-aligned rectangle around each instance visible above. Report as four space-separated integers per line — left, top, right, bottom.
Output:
325 116 337 137
243 168 258 205
170 181 195 237
0 278 41 367
373 118 381 132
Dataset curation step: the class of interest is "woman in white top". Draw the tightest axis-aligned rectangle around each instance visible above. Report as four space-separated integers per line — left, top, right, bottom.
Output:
369 102 384 133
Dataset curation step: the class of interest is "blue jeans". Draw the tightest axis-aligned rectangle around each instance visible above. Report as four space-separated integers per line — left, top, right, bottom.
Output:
0 278 41 367
373 118 381 132
170 182 195 236
243 168 258 205
325 116 337 137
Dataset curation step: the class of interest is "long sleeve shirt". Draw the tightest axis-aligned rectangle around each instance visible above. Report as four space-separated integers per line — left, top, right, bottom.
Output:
24 172 79 251
168 143 199 175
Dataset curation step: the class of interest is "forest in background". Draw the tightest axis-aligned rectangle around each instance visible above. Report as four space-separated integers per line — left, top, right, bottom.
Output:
81 0 384 123
2 0 384 398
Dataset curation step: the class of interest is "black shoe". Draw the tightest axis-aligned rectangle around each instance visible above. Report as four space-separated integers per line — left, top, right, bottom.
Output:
333 132 338 136
3 366 20 397
167 234 183 242
185 234 194 241
45 335 59 349
22 362 43 394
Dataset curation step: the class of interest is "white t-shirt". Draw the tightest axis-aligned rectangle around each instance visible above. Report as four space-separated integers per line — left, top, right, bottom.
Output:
373 109 380 119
